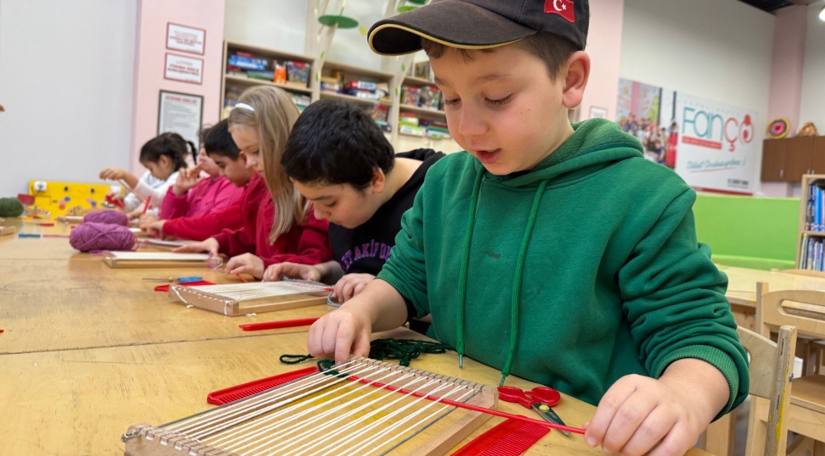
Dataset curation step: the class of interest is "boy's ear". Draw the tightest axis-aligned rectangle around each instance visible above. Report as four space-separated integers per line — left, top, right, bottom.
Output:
561 51 590 110
237 151 248 165
370 168 386 193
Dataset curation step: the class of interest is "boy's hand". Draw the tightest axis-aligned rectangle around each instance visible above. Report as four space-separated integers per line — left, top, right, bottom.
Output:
126 210 143 221
333 273 374 303
263 262 321 282
308 307 372 363
585 359 728 456
225 253 264 279
174 237 219 256
173 164 206 196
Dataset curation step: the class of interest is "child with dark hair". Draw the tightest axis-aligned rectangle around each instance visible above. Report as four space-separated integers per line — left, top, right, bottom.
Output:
310 1 748 454
159 122 243 219
140 120 249 239
100 132 193 219
263 99 443 304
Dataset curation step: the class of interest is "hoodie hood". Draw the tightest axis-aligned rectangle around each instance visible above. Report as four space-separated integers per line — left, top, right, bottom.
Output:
482 118 644 188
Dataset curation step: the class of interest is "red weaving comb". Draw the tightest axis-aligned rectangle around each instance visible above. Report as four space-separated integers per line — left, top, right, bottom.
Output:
207 367 319 405
452 418 550 456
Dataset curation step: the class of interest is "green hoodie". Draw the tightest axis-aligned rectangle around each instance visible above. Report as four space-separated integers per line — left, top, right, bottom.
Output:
377 119 749 414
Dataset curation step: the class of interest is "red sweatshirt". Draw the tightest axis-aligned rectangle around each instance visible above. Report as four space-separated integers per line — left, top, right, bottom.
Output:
211 174 332 267
160 177 258 241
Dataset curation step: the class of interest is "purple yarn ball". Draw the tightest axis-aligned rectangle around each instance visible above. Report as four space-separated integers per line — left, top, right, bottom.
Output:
84 210 129 226
70 222 136 252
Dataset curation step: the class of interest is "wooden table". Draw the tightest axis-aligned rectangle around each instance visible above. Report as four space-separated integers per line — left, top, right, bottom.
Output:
0 329 711 456
0 217 711 455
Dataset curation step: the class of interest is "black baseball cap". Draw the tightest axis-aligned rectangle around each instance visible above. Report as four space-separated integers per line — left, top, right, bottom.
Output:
368 0 589 56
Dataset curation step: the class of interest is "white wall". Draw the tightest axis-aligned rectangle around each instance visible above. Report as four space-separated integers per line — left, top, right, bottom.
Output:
0 0 138 196
620 0 774 193
799 4 825 133
224 0 383 70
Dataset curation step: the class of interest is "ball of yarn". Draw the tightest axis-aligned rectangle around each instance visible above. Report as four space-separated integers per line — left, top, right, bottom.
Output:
0 197 24 217
70 222 136 252
84 210 129 226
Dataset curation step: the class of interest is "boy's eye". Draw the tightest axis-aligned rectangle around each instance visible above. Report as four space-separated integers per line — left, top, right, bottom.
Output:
324 201 337 209
443 97 460 106
485 94 512 106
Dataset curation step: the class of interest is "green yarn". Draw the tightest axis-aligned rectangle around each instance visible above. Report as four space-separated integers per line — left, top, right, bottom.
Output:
0 198 24 217
280 339 455 373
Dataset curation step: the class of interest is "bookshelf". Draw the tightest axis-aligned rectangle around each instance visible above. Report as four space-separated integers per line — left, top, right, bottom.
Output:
220 41 316 119
797 174 825 270
221 40 463 154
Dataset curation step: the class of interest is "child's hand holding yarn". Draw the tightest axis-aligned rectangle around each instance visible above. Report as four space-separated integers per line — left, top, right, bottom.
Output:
172 164 206 196
174 237 219 256
224 253 265 279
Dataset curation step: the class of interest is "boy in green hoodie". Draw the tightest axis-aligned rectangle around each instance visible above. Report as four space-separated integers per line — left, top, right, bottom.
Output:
308 1 749 455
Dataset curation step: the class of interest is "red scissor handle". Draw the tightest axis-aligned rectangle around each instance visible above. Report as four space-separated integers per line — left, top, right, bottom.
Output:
497 386 561 408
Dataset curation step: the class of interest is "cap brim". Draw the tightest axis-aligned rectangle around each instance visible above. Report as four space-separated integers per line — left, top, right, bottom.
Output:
368 1 536 56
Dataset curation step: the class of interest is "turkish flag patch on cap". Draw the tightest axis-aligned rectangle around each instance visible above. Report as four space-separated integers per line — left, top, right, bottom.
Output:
545 0 576 23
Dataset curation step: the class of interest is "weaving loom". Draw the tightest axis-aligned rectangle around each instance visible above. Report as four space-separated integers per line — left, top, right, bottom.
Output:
168 281 331 316
103 252 210 269
123 357 497 456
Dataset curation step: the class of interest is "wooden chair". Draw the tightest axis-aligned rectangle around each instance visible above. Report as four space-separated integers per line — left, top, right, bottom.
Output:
741 325 797 456
757 282 825 456
704 324 796 456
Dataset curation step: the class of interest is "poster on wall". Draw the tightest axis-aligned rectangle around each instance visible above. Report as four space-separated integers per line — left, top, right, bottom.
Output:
166 23 206 55
617 78 758 195
164 53 203 84
158 91 203 149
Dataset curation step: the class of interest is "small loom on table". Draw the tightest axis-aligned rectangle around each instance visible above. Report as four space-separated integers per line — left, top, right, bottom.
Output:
168 281 331 316
123 357 497 456
103 251 210 269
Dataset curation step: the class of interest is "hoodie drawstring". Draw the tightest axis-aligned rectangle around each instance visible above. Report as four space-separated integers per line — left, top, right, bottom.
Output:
456 168 549 386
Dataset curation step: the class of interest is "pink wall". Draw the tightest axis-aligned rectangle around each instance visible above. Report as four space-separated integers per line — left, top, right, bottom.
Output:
579 0 624 122
761 5 807 198
131 0 226 173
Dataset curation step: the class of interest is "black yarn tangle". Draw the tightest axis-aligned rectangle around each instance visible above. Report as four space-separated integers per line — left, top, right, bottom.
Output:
278 339 456 373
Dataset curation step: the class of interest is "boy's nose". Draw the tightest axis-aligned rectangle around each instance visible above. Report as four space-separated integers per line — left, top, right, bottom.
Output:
313 206 328 221
457 106 488 138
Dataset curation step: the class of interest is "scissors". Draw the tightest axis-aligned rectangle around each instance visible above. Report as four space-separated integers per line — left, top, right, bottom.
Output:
497 385 570 436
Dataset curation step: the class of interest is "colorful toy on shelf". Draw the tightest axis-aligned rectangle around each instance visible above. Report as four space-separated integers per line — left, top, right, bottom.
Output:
286 61 310 87
419 85 442 111
401 86 421 107
371 104 389 123
767 118 791 139
798 122 818 137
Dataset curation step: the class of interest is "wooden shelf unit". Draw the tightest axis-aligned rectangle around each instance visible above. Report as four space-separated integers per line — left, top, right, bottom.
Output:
797 174 825 269
221 41 316 119
221 40 461 153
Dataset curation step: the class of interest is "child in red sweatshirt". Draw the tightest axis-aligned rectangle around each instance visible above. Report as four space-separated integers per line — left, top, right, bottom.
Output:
176 87 332 279
140 119 256 241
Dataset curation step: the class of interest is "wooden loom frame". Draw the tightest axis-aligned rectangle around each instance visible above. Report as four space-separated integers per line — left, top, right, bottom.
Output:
102 252 211 269
123 357 497 456
168 282 330 316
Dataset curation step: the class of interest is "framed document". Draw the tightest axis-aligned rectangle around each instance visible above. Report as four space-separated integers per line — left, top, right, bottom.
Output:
166 23 206 55
158 91 204 149
164 53 203 84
